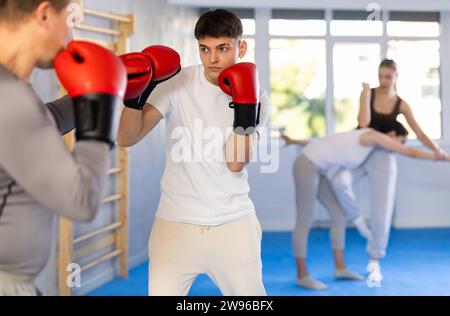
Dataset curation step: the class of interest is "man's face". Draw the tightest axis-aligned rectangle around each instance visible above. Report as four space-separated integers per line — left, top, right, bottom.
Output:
35 2 73 69
197 36 247 85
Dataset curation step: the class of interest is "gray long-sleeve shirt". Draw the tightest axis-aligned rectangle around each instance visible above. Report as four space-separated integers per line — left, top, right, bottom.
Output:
0 64 111 278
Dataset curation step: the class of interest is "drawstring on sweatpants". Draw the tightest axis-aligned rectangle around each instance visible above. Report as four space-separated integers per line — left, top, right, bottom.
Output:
200 225 210 235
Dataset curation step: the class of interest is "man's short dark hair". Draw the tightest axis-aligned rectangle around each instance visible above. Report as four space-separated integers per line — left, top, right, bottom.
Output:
194 8 243 40
0 0 69 22
378 120 409 137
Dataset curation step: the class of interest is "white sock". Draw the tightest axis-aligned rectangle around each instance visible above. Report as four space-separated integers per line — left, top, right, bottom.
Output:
296 276 328 290
335 268 365 281
367 270 383 284
367 259 383 282
366 259 380 274
353 216 372 240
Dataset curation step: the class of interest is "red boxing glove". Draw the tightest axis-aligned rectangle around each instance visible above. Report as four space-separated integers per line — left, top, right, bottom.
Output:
120 52 153 99
218 62 261 135
55 41 126 98
123 45 181 110
55 41 127 147
141 45 181 82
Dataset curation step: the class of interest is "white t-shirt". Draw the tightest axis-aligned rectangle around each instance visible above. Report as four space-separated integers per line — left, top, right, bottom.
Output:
147 64 271 225
303 128 375 171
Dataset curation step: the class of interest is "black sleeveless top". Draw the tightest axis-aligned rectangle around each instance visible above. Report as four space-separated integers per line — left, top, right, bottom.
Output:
367 88 402 131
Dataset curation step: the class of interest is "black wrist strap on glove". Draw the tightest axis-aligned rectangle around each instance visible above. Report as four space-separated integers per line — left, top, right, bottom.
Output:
123 95 142 110
73 94 121 149
229 102 261 135
124 67 182 111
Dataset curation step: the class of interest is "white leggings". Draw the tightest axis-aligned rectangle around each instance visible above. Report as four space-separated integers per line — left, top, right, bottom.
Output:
148 213 266 296
330 149 397 259
292 154 348 258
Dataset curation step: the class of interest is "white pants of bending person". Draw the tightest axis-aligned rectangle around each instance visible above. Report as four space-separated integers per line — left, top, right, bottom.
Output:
330 149 397 259
292 154 348 259
148 213 266 296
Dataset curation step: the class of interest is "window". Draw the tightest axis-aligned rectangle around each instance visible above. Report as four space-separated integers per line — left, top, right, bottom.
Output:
386 11 442 139
331 10 382 37
242 18 255 36
239 11 256 63
388 11 440 37
333 43 381 132
388 40 441 139
269 10 327 138
269 10 442 139
270 20 326 36
269 9 326 36
387 22 440 37
270 39 327 138
241 38 255 63
331 20 383 36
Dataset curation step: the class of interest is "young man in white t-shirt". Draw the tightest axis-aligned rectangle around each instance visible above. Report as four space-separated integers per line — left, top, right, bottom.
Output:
118 9 270 296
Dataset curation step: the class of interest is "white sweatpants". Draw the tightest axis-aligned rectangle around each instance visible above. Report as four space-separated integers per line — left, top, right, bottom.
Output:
330 149 397 259
0 270 40 296
148 213 266 296
292 154 348 258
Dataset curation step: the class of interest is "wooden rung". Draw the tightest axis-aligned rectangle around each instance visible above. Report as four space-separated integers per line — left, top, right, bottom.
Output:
84 9 132 23
76 24 121 36
102 194 123 204
80 249 123 272
73 222 122 245
108 167 122 175
73 37 115 50
74 234 116 260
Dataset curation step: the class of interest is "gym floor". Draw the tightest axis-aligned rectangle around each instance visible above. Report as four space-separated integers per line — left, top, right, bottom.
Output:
88 228 450 296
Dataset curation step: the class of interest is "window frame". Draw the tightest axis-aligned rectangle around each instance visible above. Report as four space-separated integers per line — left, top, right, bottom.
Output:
251 8 446 144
